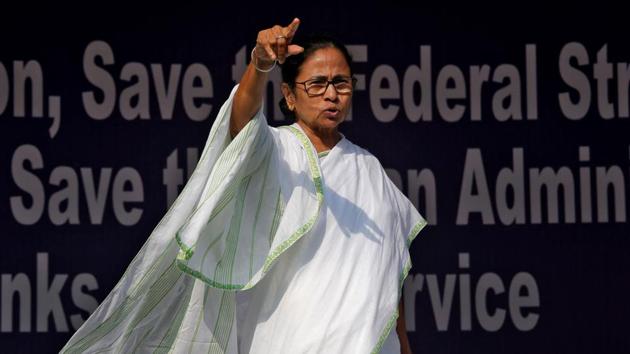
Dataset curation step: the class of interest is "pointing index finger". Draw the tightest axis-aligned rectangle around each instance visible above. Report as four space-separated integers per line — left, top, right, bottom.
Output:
284 18 300 40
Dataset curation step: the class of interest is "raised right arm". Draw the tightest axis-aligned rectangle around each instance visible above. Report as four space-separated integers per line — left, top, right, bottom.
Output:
230 18 303 138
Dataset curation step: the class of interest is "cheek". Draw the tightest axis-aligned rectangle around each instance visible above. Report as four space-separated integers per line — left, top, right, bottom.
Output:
341 96 353 112
297 100 317 113
294 101 318 120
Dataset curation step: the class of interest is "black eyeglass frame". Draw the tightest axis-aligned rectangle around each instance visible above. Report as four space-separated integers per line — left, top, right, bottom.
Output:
294 77 358 97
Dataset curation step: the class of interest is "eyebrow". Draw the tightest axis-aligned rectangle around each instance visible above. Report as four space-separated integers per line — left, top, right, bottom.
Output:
307 74 351 81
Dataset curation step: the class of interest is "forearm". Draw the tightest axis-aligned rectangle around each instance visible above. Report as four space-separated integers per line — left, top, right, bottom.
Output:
230 19 302 138
230 61 271 138
397 298 413 354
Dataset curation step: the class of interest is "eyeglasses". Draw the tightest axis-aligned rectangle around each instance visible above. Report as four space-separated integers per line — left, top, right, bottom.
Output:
295 76 357 97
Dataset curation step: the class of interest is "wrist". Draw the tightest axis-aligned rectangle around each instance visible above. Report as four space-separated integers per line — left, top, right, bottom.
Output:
251 47 277 73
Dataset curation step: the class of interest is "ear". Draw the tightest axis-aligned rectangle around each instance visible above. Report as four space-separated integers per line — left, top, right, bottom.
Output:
281 83 296 111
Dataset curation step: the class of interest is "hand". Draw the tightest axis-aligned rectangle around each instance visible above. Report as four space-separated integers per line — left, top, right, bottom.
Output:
254 18 304 66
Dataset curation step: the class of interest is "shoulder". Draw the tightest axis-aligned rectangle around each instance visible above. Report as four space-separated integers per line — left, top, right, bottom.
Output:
268 124 301 146
340 137 385 171
267 125 313 164
342 137 409 201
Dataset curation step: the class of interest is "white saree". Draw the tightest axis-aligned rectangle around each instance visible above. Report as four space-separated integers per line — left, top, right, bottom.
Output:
61 85 426 354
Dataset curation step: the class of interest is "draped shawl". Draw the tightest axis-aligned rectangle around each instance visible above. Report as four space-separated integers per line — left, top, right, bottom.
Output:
61 85 426 354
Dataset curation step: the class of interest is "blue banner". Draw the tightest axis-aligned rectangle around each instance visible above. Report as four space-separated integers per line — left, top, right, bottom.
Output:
1 3 628 353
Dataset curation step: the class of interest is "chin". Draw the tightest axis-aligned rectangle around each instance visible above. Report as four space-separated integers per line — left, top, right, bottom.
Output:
320 118 343 129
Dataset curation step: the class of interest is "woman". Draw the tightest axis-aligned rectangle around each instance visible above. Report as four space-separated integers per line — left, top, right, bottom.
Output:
62 18 424 354
233 18 422 354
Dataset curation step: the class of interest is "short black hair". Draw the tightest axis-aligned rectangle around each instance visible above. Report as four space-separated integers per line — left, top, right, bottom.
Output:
279 34 354 120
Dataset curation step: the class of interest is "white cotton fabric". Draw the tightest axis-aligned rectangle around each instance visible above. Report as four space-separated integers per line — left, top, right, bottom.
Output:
61 85 426 354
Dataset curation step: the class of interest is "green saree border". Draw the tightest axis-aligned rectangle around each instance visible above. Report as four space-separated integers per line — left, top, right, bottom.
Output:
175 115 259 261
177 123 325 291
371 218 428 354
256 125 324 275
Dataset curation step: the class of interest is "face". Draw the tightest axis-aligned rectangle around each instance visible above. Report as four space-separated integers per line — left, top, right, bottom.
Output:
282 47 353 132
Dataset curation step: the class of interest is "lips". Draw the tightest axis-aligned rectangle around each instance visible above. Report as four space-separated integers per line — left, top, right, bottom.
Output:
322 107 340 118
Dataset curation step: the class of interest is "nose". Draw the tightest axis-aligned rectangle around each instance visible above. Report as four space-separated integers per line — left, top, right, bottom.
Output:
323 82 339 101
